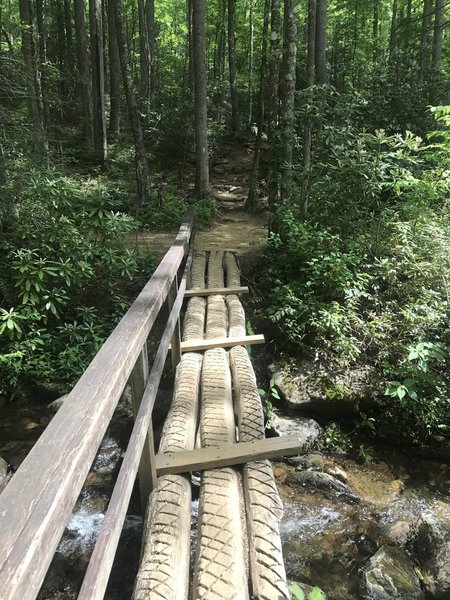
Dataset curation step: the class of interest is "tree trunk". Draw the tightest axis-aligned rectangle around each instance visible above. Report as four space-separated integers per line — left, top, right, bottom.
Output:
107 0 120 134
138 0 151 105
431 0 445 102
89 0 107 164
388 0 398 65
246 0 270 210
279 0 298 206
315 0 327 84
112 0 152 207
300 0 316 216
267 0 282 216
145 0 155 105
74 0 93 140
419 0 433 84
192 0 209 196
19 0 47 154
228 0 239 133
248 0 254 127
35 0 50 125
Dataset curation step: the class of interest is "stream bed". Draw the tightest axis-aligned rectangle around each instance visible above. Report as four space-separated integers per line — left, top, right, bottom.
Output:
1 398 449 599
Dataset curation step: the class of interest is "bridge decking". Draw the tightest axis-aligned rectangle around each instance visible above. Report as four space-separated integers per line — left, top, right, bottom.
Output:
133 250 289 600
0 218 300 600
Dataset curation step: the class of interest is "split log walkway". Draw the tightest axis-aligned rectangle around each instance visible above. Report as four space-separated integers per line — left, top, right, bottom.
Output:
0 215 302 600
133 250 290 600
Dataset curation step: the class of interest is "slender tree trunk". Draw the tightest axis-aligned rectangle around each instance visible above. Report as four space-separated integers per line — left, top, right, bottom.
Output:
248 0 254 127
89 0 107 164
315 0 327 84
279 0 298 207
267 0 282 216
192 0 209 196
300 0 316 216
431 0 445 102
74 0 93 140
389 0 398 65
112 0 151 207
19 0 47 154
228 0 239 133
373 0 379 67
138 0 151 105
107 0 120 134
35 0 50 125
145 0 155 104
246 0 270 210
419 0 433 84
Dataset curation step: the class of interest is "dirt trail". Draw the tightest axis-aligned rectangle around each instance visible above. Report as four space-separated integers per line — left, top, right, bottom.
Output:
134 142 267 259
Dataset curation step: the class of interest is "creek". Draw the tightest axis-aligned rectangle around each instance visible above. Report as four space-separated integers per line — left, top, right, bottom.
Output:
1 397 449 599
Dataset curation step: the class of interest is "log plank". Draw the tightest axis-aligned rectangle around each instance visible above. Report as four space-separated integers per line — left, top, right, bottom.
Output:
155 435 303 475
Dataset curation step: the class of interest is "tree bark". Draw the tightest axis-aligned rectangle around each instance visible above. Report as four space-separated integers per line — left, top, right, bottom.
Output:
279 0 298 206
431 0 445 102
246 0 270 210
107 0 120 135
112 0 152 207
267 0 282 215
138 0 151 105
89 0 107 164
248 0 254 127
300 0 316 216
388 0 398 65
74 0 93 140
19 0 47 154
192 0 209 196
35 0 50 125
315 0 327 84
228 0 239 133
419 0 433 84
145 0 156 105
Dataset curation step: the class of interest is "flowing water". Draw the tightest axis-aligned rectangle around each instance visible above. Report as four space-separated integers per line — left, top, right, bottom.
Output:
1 399 449 599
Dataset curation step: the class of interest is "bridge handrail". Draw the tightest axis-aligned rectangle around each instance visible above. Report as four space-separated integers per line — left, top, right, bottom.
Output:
0 213 195 600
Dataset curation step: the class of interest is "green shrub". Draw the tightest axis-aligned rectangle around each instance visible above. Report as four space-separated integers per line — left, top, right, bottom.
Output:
258 110 450 444
0 167 154 400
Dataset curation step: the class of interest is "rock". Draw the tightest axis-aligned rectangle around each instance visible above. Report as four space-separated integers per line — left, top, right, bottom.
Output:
47 394 69 414
412 500 450 598
270 413 323 451
361 546 425 600
288 452 324 471
269 360 376 417
325 464 349 483
0 456 10 493
384 520 413 547
286 470 359 503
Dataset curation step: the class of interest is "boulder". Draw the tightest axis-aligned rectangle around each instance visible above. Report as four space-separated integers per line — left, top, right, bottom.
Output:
269 413 323 451
286 470 359 504
269 361 375 417
47 394 69 414
0 456 10 494
361 546 425 600
412 500 450 599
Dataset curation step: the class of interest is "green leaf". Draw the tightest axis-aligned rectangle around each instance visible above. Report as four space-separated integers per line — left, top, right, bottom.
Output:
309 587 327 600
288 581 305 600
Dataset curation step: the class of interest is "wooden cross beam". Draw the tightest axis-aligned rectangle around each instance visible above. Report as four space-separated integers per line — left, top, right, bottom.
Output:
173 334 265 353
184 286 249 297
155 435 302 475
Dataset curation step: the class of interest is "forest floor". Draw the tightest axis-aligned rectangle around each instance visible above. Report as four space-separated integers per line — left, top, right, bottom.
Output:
132 141 267 259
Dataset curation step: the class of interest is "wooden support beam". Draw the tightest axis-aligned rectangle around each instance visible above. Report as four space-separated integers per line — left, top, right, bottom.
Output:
155 435 302 475
185 286 249 298
174 334 265 353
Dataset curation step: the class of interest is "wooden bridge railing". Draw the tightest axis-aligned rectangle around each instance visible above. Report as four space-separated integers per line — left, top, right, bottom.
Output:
0 213 195 600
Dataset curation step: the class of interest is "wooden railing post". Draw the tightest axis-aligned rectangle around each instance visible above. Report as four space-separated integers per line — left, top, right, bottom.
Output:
168 275 182 369
130 345 157 513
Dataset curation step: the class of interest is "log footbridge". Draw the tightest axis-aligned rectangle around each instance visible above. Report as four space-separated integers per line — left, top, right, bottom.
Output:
0 215 303 600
